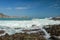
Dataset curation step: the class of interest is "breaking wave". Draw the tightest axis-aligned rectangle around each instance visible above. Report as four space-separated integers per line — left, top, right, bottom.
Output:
0 18 60 39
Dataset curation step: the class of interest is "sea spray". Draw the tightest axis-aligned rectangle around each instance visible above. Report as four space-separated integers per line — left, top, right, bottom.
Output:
0 18 60 37
40 27 50 39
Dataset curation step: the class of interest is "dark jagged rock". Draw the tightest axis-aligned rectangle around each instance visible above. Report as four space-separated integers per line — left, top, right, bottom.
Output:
45 24 60 40
0 30 5 34
50 17 60 20
0 32 46 40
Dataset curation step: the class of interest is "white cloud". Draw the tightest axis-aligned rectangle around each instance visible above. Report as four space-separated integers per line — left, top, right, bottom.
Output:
0 7 29 10
49 0 60 9
49 3 60 9
15 7 28 10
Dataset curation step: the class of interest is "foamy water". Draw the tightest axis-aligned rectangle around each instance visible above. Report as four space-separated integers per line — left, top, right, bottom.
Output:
0 18 60 39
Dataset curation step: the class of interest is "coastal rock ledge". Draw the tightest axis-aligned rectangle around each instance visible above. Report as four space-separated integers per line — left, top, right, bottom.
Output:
0 32 46 40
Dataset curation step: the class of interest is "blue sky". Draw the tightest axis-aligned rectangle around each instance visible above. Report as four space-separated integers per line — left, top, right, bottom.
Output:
0 0 60 18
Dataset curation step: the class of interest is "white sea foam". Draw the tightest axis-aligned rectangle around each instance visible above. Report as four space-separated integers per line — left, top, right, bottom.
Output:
0 18 60 39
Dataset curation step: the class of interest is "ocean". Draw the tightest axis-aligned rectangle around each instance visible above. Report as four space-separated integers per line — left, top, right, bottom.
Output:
0 18 60 40
0 18 32 20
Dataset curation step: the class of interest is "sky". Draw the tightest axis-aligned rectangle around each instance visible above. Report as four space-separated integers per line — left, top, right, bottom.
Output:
0 0 60 18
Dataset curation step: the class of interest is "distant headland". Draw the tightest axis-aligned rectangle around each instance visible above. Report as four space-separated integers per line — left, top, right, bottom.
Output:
0 13 60 20
0 13 29 18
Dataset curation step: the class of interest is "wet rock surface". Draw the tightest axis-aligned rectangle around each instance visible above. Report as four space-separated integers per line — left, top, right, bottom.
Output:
0 30 5 34
44 24 60 40
0 24 60 40
0 32 46 40
50 17 60 20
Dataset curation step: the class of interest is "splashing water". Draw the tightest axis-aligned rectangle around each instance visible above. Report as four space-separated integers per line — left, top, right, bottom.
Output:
0 18 60 39
41 27 50 39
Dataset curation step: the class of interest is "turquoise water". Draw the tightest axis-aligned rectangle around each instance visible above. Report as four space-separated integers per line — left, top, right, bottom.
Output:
0 17 42 20
0 18 32 20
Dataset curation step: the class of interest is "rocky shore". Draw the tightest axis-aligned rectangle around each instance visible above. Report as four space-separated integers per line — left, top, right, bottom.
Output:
1 24 60 40
0 32 46 40
44 24 60 40
50 17 60 20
